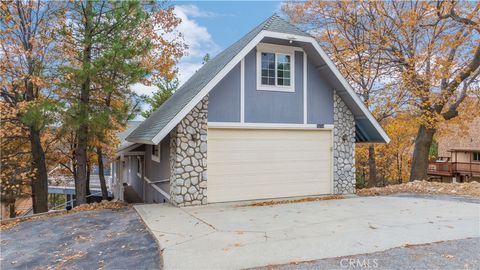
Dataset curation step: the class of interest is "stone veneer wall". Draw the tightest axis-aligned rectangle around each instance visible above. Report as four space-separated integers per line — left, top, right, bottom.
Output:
333 92 356 194
169 96 208 206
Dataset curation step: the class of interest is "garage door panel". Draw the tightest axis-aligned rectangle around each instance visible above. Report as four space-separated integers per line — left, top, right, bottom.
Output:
209 169 329 182
209 179 330 202
208 161 331 175
208 128 332 203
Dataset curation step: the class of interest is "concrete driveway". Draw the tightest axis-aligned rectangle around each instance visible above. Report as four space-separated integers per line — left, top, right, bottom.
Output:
134 196 479 269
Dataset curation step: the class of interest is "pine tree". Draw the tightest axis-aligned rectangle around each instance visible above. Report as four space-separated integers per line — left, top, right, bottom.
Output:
141 77 179 118
60 1 184 205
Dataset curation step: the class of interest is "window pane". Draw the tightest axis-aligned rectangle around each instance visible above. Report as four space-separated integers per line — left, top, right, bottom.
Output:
261 52 275 86
268 70 275 77
276 53 291 86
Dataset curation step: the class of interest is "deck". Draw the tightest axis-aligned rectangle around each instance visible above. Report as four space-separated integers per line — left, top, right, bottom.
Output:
428 161 480 177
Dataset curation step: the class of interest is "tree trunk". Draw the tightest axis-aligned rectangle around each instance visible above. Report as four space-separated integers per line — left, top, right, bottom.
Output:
24 72 49 213
367 144 377 188
86 163 91 203
74 0 93 206
29 127 49 213
9 203 16 218
410 125 436 181
96 148 109 200
75 124 88 206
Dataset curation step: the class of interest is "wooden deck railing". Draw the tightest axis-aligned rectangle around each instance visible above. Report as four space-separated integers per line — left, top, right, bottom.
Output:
428 161 480 176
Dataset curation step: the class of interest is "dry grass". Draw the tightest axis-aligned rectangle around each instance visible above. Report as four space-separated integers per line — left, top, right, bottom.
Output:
357 180 480 198
1 201 130 231
240 195 344 207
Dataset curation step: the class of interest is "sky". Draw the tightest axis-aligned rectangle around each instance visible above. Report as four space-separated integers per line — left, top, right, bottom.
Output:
131 1 283 99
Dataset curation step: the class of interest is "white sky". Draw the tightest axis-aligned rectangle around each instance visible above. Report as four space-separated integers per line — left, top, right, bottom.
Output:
131 5 220 99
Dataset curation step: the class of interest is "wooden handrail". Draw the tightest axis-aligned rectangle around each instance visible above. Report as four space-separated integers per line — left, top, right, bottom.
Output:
428 161 480 175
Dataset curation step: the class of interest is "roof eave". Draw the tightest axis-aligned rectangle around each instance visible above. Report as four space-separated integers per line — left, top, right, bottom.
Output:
128 29 390 145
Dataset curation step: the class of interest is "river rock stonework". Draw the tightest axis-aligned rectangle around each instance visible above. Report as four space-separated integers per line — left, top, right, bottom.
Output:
333 93 356 194
169 96 208 206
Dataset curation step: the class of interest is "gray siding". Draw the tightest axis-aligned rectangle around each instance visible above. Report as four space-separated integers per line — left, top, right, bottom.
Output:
244 49 303 123
142 135 170 203
129 156 143 199
307 58 334 124
123 136 171 203
208 63 241 122
207 43 334 125
144 135 170 182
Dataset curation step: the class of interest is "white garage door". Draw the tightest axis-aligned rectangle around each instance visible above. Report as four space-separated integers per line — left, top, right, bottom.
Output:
208 128 332 203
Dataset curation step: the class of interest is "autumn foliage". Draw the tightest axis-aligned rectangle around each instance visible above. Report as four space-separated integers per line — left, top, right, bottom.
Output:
1 0 185 216
284 0 480 186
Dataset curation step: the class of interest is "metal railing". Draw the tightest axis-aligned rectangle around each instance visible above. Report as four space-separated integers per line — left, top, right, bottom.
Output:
50 191 104 211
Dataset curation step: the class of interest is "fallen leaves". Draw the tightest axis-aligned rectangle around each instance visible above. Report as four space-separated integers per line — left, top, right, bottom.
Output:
442 254 456 259
357 180 480 197
75 234 95 241
222 242 244 252
70 201 129 213
239 195 344 207
51 251 88 269
1 201 130 231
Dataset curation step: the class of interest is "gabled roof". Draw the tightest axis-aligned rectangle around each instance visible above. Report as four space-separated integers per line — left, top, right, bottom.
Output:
127 15 390 144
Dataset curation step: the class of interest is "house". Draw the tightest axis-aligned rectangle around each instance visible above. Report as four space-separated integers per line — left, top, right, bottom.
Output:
113 15 390 206
428 117 480 182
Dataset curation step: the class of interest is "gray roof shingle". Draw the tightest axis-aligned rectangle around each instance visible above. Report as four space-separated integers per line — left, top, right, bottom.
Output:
126 15 309 143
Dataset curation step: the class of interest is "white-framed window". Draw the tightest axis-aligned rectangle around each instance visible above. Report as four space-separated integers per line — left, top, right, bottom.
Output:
152 144 161 163
256 43 295 92
473 152 480 162
136 156 142 176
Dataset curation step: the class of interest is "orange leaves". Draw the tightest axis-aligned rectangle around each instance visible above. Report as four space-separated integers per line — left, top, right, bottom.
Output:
356 113 419 184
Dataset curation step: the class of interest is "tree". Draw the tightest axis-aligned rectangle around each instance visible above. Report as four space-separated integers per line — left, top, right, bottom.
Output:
141 77 179 118
202 53 211 64
0 0 64 213
285 0 480 182
60 1 184 205
0 103 34 217
367 1 480 181
283 1 409 187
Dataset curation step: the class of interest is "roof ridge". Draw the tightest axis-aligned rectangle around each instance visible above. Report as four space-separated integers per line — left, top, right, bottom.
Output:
262 14 279 29
263 14 312 38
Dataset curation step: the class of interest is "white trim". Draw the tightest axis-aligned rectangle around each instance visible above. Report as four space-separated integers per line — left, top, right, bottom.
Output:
121 151 145 157
136 156 142 175
116 143 140 157
256 42 303 53
331 126 335 194
151 144 161 163
208 122 332 130
256 48 295 92
143 176 170 200
240 58 245 123
303 51 307 124
150 31 267 145
262 30 390 143
147 29 389 145
150 179 169 184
